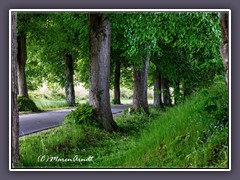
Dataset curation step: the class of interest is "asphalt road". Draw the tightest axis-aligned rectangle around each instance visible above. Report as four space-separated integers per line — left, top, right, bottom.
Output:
19 104 131 137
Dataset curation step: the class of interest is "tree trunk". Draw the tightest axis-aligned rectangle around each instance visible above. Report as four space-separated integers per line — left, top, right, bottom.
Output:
161 76 171 105
89 14 119 132
220 12 229 94
17 32 28 98
153 71 163 108
113 60 121 104
11 12 19 167
133 56 150 114
64 52 75 106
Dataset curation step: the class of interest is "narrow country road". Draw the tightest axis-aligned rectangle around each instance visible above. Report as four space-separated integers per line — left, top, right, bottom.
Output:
19 105 131 137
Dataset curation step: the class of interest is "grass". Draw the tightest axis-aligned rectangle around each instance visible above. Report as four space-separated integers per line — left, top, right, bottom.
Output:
34 99 69 110
22 97 88 112
18 83 228 169
34 99 88 111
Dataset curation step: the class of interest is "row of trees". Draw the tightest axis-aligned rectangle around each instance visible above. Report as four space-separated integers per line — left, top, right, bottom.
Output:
11 11 229 166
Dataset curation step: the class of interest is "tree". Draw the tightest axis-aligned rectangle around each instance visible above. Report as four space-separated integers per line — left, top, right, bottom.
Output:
113 59 121 104
119 13 159 114
109 12 223 110
133 56 150 114
17 14 29 97
153 70 163 108
110 14 130 105
64 52 75 105
11 12 19 166
39 13 77 106
220 12 229 94
25 13 87 105
89 14 119 132
161 76 171 105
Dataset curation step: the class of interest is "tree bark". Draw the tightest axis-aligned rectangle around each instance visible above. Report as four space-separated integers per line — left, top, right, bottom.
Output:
11 12 19 167
220 12 229 94
89 14 118 132
133 56 150 114
113 60 121 104
161 76 171 105
17 32 28 98
64 52 75 106
153 71 163 108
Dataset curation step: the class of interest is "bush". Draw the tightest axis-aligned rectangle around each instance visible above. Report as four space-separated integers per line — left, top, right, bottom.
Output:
17 96 40 112
202 83 228 125
65 103 94 124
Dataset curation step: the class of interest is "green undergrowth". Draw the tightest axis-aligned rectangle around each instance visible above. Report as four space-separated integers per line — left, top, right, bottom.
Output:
64 103 94 124
103 83 228 168
18 83 228 169
27 91 88 111
17 96 40 112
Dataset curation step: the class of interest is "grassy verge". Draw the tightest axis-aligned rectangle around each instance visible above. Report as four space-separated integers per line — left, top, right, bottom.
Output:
18 83 228 168
19 98 88 113
34 99 70 110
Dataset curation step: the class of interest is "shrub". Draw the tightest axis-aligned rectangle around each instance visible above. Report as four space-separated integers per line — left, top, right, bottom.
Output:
203 84 228 126
65 103 94 124
17 96 40 112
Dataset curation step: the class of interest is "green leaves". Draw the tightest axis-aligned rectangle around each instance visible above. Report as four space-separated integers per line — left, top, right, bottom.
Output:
21 12 89 88
65 103 94 124
22 11 223 99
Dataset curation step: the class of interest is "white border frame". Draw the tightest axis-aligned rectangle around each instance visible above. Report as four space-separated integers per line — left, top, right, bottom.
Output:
9 9 231 171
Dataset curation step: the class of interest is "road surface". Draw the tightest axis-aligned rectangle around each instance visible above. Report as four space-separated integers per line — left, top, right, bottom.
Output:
19 105 131 137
